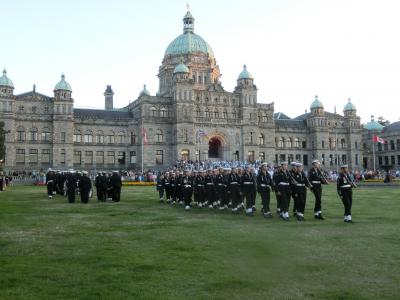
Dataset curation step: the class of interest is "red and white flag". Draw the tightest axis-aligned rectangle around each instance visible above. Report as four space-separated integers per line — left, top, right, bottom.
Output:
141 127 148 145
373 135 386 144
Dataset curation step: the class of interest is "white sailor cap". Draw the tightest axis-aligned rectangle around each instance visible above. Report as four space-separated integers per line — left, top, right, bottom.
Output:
290 161 297 167
296 162 303 167
82 171 89 175
280 161 288 165
223 168 231 171
112 170 119 173
340 164 348 168
312 160 320 164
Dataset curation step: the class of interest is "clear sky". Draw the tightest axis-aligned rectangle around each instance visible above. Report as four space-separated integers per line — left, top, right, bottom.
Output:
1 0 399 124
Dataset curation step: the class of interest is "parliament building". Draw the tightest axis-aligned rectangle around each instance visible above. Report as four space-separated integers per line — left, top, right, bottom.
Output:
0 10 362 171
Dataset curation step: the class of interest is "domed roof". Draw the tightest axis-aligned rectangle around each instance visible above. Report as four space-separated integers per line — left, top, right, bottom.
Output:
364 116 384 131
310 95 324 109
54 74 72 92
164 10 214 59
0 69 14 88
238 65 253 80
140 84 150 96
174 63 189 74
344 98 356 111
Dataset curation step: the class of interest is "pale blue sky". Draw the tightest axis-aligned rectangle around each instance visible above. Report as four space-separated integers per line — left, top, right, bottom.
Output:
2 0 400 123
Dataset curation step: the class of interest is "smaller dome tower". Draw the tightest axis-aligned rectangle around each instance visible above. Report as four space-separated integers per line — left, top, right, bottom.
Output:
343 98 357 117
0 69 14 96
54 74 72 100
310 95 324 116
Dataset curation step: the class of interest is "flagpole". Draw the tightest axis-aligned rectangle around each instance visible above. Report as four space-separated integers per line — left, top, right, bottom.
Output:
141 127 144 174
372 140 376 172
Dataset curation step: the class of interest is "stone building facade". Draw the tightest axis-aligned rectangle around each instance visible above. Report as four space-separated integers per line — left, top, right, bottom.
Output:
0 10 362 171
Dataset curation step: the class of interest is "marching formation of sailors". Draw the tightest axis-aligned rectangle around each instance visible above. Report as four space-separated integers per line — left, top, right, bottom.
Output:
156 160 357 222
45 169 122 203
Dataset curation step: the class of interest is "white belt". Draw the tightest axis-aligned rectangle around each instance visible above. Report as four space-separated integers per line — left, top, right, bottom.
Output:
206 183 214 185
243 182 253 185
312 181 321 184
279 182 290 186
197 184 204 187
184 185 192 188
230 182 238 184
341 185 351 188
47 180 54 183
260 184 267 187
218 183 223 186
296 184 305 187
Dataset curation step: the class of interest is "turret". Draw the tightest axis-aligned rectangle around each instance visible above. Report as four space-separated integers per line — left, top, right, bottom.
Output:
104 85 114 110
310 95 324 116
53 74 72 101
0 69 14 96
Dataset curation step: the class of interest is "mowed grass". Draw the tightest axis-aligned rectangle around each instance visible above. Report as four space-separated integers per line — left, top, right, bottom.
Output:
0 184 399 300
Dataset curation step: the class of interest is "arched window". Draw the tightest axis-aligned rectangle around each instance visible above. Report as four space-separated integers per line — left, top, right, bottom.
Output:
84 130 93 143
232 110 237 119
214 109 219 118
258 133 265 145
96 130 104 144
130 131 136 145
41 128 51 142
150 106 157 117
279 137 284 148
106 131 115 144
17 126 25 142
160 108 167 117
117 132 125 144
205 109 211 118
73 130 81 143
222 110 227 119
341 138 346 149
156 129 164 143
29 127 38 142
196 108 201 117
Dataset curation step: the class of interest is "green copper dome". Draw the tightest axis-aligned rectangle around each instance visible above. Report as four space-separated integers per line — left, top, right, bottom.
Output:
310 95 324 109
238 65 253 80
174 63 189 74
140 84 150 96
54 74 72 92
0 69 14 88
343 98 356 111
364 116 384 131
164 10 214 59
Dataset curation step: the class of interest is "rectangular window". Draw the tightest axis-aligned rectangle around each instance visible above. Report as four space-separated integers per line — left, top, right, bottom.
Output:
302 141 307 149
342 155 347 164
384 156 389 165
378 156 383 166
384 143 388 151
391 156 395 165
17 131 25 142
84 134 93 143
397 155 400 166
279 154 286 162
41 149 50 164
322 141 325 148
259 152 265 162
96 151 104 165
60 149 66 165
247 151 255 162
355 141 358 150
118 152 125 165
130 151 137 164
288 154 294 164
295 154 301 161
321 154 325 166
156 150 163 165
16 149 25 164
329 154 333 166
107 151 115 165
397 139 400 150
73 134 81 143
73 151 82 165
41 132 51 142
85 151 93 165
29 149 38 164
355 154 359 165
107 135 115 144
96 135 104 144
61 132 66 143
30 131 38 141
390 140 395 150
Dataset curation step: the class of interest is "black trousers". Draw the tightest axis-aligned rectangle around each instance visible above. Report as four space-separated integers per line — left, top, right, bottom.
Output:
158 188 164 199
112 187 121 202
47 183 54 196
312 184 322 213
80 189 90 203
295 189 307 214
197 187 205 204
205 186 215 204
341 188 352 216
259 188 271 212
183 188 193 206
243 187 255 209
165 186 171 201
219 187 228 206
230 186 241 208
278 186 291 213
67 190 75 203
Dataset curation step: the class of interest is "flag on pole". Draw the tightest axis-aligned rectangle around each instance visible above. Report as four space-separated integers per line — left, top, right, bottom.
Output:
141 127 148 145
372 135 386 144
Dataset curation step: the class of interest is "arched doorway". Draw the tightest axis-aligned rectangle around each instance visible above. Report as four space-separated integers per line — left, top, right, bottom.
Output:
208 137 222 158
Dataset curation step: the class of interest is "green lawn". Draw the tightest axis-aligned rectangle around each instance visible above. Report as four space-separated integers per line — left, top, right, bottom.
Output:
0 185 399 300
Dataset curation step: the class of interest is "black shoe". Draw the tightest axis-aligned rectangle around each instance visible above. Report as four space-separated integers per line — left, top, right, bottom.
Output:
314 214 325 220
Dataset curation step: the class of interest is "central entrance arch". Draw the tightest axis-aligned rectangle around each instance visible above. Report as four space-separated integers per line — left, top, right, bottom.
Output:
208 137 222 158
